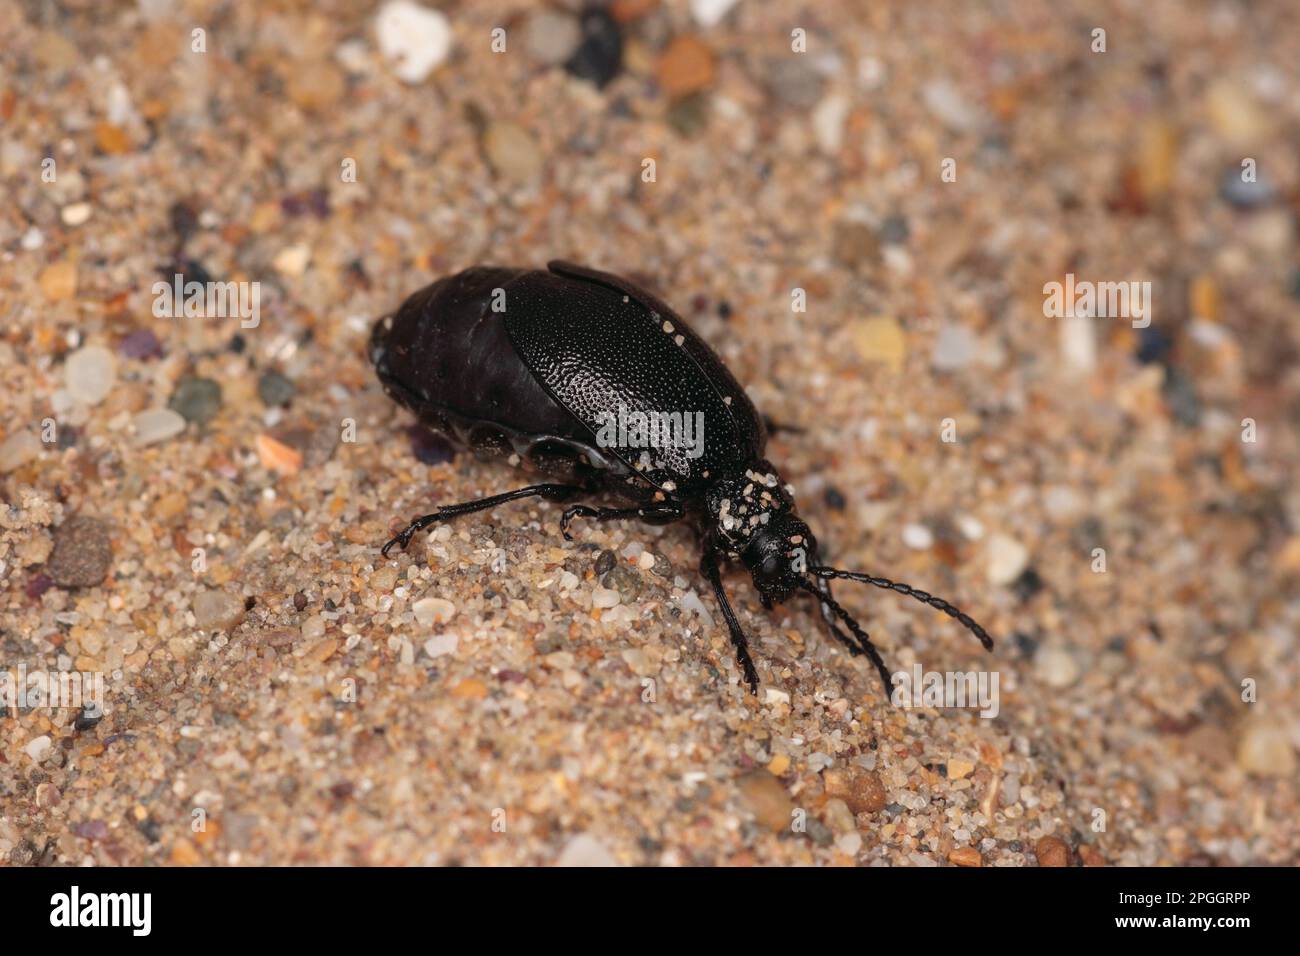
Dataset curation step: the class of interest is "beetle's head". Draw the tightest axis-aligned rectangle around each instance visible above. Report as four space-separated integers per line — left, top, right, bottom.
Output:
742 512 817 605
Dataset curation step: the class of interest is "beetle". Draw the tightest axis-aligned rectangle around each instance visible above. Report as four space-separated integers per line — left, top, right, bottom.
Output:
370 261 993 695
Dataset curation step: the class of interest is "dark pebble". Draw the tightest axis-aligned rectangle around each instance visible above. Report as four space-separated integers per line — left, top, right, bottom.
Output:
1135 325 1172 365
74 708 103 732
45 515 113 588
1012 567 1044 602
1162 366 1201 427
651 554 673 578
805 818 834 847
257 370 296 407
594 549 616 576
823 485 847 511
118 328 163 360
293 591 308 611
880 215 911 244
602 563 641 601
73 820 109 840
169 376 223 425
406 425 456 465
25 572 53 600
1012 631 1040 658
667 93 709 137
169 200 199 242
228 332 246 354
1219 166 1275 209
565 7 622 88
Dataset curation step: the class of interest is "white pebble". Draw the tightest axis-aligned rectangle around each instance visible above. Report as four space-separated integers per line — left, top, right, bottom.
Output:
21 226 44 250
812 93 850 154
133 408 186 446
932 322 979 371
0 430 41 472
901 523 933 550
412 596 456 626
555 833 618 867
591 586 620 609
64 345 117 406
637 551 656 571
61 202 93 226
690 0 741 28
375 0 452 84
423 633 458 658
1034 645 1080 688
985 533 1028 585
25 735 52 762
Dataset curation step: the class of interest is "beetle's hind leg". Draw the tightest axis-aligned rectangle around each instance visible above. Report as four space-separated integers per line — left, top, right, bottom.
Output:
559 501 685 541
381 483 586 556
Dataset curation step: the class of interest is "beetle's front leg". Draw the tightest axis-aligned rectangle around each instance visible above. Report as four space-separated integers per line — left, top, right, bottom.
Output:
701 548 760 694
559 501 685 541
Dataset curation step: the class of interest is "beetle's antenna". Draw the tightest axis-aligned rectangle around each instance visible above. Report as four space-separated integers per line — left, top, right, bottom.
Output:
810 567 994 651
796 578 891 692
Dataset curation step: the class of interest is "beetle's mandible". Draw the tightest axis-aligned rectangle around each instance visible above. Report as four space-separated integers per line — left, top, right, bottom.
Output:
370 260 994 695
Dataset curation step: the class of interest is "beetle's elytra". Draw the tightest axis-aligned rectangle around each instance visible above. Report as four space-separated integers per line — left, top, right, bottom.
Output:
371 261 993 695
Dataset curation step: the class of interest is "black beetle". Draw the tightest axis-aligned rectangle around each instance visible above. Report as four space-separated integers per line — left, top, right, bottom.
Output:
371 261 993 694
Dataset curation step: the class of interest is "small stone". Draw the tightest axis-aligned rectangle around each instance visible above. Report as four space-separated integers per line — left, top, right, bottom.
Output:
64 345 117 406
823 798 857 834
901 523 933 550
133 408 186 446
591 586 621 609
1220 166 1275 209
812 93 851 153
931 322 979 371
46 515 113 588
483 122 543 183
0 430 41 472
1077 845 1106 867
832 220 880 271
287 59 345 111
450 677 488 699
119 328 163 360
690 0 740 27
25 735 52 762
272 243 311 277
851 316 906 372
375 0 451 84
1059 313 1096 372
948 846 983 867
306 638 339 663
601 563 641 602
256 434 303 476
423 633 458 658
1035 835 1071 867
655 35 715 99
879 216 910 245
38 261 78 301
192 588 246 630
764 56 824 109
1236 721 1297 777
171 839 202 866
565 7 623 89
947 758 975 780
257 370 295 407
301 615 326 641
61 201 94 226
1035 645 1080 689
524 10 581 65
845 769 887 815
986 533 1029 585
666 93 710 137
767 753 790 775
21 226 44 250
169 376 222 424
737 772 795 832
36 782 61 808
413 596 457 626
923 79 984 132
556 833 618 867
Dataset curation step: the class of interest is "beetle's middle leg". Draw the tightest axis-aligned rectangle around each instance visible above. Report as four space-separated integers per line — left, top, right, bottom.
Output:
381 483 586 556
559 501 685 541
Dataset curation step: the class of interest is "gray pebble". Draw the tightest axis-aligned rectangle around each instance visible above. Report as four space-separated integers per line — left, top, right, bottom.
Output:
169 376 223 425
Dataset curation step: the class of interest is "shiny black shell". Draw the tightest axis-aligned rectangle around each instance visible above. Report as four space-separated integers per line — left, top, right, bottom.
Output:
370 261 767 498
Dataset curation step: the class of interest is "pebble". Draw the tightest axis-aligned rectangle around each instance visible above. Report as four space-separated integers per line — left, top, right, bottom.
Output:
985 533 1029 585
21 226 44 250
38 261 77 301
565 8 623 88
25 735 52 762
812 93 851 153
764 56 824 109
256 434 303 476
523 10 581 66
412 596 456 626
272 244 311 277
257 370 295 407
948 846 983 867
601 563 641 602
931 322 979 371
0 430 41 472
1034 835 1071 867
923 80 983 132
1236 721 1297 777
61 201 93 226
690 0 740 27
36 782 61 809
832 220 880 270
1034 644 1080 689
835 832 862 856
851 316 906 372
193 588 246 630
118 328 163 360
483 122 543 183
827 768 887 815
423 634 458 658
133 408 186 446
1059 313 1096 372
737 772 795 832
655 35 715 99
555 833 618 867
46 515 113 588
64 345 117 406
823 797 857 833
375 0 451 84
169 376 222 424
947 758 975 779
1219 167 1275 209
901 523 933 550
591 586 621 609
